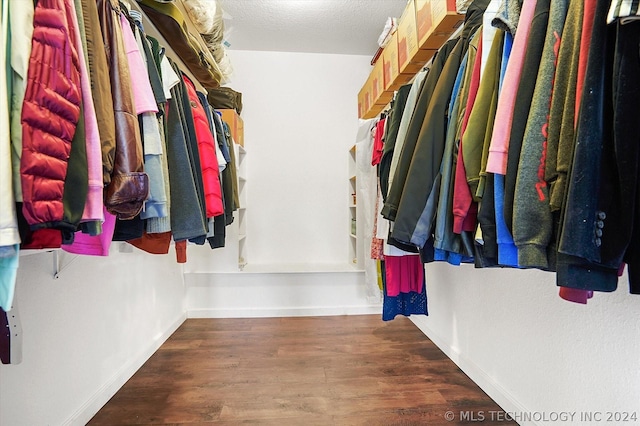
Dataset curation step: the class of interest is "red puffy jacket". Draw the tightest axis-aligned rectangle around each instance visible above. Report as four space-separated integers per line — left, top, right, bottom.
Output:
183 75 224 218
21 0 81 229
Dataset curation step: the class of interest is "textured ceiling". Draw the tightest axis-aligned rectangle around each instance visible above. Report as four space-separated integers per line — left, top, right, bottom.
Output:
221 0 409 56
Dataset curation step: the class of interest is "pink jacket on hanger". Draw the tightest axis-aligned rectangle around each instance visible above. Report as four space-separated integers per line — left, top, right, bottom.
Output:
486 0 538 175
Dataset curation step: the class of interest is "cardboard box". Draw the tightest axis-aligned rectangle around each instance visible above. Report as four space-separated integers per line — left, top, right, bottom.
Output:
382 32 400 91
220 109 244 147
370 58 386 105
359 68 389 119
357 84 365 118
358 73 373 119
416 0 464 51
397 0 423 75
369 103 386 119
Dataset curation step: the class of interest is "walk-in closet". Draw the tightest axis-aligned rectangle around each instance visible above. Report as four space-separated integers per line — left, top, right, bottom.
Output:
1 0 639 425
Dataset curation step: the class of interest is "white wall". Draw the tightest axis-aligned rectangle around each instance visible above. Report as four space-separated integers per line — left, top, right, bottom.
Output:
411 263 640 426
225 49 372 266
0 246 186 425
186 268 378 318
181 50 380 317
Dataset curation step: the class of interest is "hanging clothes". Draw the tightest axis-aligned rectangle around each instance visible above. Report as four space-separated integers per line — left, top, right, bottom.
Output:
79 0 116 188
380 84 411 199
126 12 169 223
0 0 20 313
8 0 34 204
69 0 104 234
382 39 457 222
433 43 476 264
183 74 224 219
462 30 504 267
21 0 88 244
356 118 381 303
390 1 488 252
371 116 386 167
512 0 569 271
386 70 428 195
97 0 149 220
164 59 208 243
146 36 175 235
555 0 635 294
503 0 551 237
452 32 482 235
381 258 427 321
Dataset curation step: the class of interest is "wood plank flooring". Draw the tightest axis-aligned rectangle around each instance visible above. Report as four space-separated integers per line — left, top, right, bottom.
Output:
89 315 514 425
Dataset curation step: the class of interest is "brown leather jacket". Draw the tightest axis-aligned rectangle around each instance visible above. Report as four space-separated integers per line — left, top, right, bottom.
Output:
97 0 149 220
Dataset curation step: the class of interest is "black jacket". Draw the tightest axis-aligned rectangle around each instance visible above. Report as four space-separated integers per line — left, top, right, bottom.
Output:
389 0 489 250
381 39 457 222
555 0 619 292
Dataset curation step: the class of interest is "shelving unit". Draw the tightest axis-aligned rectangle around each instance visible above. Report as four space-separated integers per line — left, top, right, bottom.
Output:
348 145 358 265
218 108 248 269
236 143 247 269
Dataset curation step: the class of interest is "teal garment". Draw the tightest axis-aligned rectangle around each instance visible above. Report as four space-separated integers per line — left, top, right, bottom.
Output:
0 245 19 311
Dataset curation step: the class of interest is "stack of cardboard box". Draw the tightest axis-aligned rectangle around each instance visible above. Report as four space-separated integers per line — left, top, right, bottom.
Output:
358 0 463 119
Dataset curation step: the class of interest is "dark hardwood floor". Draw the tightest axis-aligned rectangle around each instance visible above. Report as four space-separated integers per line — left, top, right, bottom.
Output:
89 315 514 425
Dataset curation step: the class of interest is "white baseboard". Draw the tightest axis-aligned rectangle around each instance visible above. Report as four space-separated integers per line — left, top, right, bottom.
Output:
188 304 382 318
409 316 539 426
63 312 187 426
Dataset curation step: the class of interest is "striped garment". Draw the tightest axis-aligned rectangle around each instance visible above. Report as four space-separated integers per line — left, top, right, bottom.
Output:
608 0 640 23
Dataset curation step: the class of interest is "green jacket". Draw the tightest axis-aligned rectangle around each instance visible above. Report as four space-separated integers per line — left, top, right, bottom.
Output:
544 0 584 212
462 30 504 202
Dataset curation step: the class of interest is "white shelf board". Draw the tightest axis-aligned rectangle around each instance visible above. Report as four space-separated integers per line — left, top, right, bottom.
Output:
189 262 365 274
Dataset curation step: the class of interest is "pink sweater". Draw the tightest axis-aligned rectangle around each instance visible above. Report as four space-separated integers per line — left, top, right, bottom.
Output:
486 0 538 175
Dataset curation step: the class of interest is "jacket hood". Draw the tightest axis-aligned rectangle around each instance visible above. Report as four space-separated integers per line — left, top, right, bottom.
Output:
492 0 523 35
462 0 492 38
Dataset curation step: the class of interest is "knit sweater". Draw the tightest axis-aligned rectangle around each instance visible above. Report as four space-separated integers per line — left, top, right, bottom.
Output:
512 0 569 269
503 0 551 234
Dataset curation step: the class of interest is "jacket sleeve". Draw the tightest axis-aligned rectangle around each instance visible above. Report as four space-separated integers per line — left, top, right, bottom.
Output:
486 0 538 176
544 0 584 212
381 41 455 221
21 0 82 228
453 32 483 234
462 31 503 203
81 0 116 187
512 0 568 270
